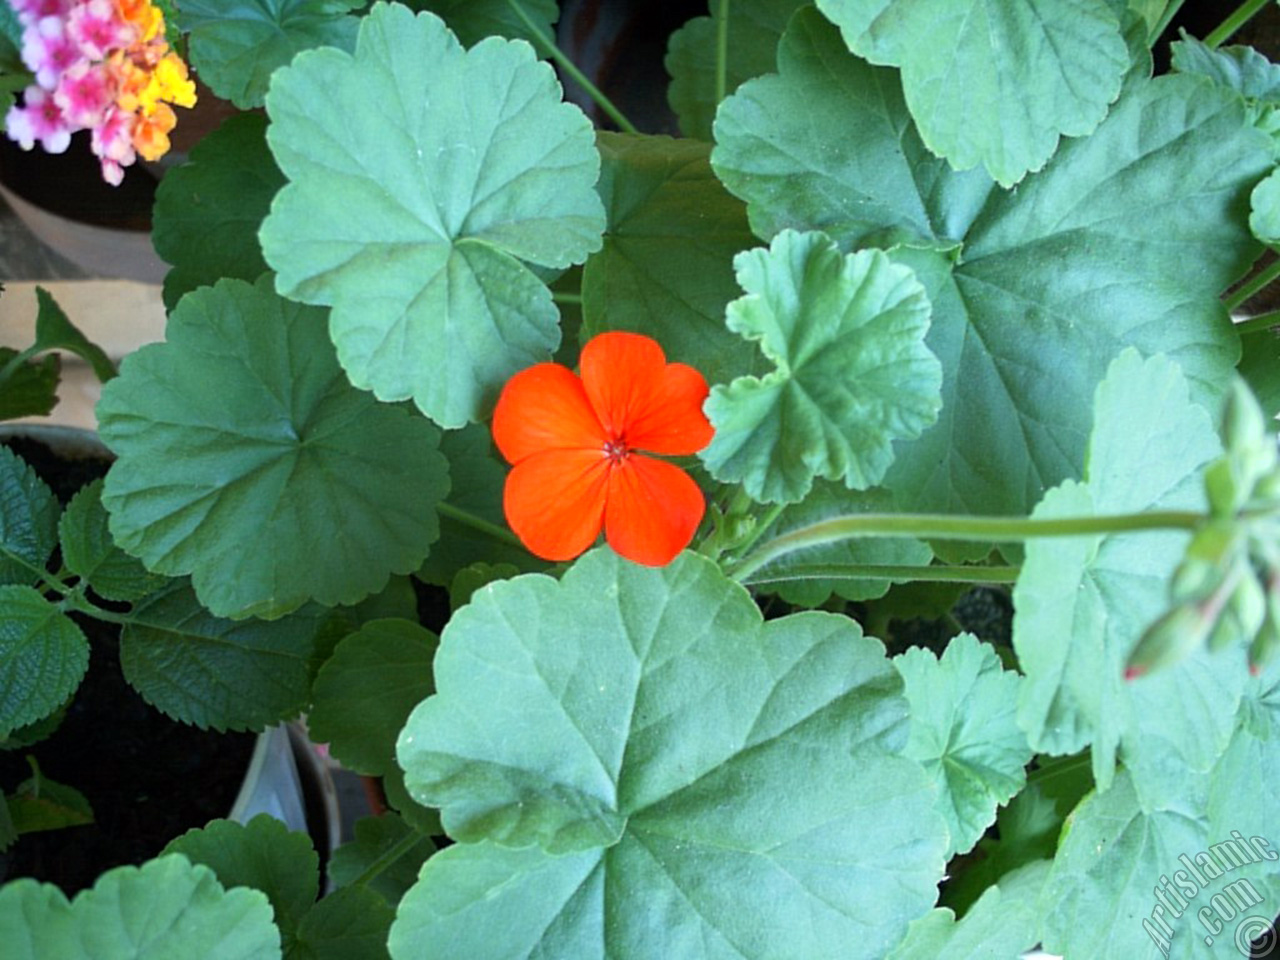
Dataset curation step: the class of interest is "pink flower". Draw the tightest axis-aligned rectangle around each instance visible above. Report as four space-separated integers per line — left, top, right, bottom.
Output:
66 0 135 61
4 85 72 153
21 15 80 89
90 105 136 185
10 0 74 27
54 59 115 127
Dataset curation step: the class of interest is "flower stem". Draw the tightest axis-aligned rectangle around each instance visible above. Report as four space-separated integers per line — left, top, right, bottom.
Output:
504 0 639 134
715 0 731 106
1205 0 1270 48
1151 0 1187 41
740 562 1020 587
727 509 1202 582
1234 309 1280 337
1225 259 1280 312
552 291 583 305
437 501 527 551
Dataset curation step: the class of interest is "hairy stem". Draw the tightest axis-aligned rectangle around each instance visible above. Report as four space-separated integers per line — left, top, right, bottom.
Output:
740 562 1021 587
1225 259 1280 312
715 0 731 106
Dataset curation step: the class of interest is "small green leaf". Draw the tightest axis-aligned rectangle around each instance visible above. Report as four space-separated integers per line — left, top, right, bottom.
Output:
327 814 434 907
0 854 281 959
0 445 59 587
165 816 317 949
0 349 59 421
59 480 164 603
177 0 364 109
308 619 438 776
120 582 321 731
153 113 286 310
702 231 940 503
6 757 94 834
402 0 558 47
292 885 393 960
813 0 1129 186
448 562 519 610
31 288 115 384
98 276 450 620
261 3 606 427
394 549 947 958
895 633 1032 857
582 132 760 387
0 586 87 738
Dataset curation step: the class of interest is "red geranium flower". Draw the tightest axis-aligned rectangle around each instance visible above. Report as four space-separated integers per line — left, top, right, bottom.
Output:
492 332 714 566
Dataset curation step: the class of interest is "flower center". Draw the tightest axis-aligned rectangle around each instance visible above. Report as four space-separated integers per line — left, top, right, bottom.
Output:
602 438 630 465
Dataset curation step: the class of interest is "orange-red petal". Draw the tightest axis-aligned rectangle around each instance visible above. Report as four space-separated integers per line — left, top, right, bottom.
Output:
603 455 706 566
504 449 610 561
492 362 606 465
624 362 713 455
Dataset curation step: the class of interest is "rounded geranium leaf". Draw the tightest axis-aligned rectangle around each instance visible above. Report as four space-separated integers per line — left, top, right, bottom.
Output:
98 276 449 621
0 585 87 738
393 549 947 958
701 230 941 503
261 3 606 428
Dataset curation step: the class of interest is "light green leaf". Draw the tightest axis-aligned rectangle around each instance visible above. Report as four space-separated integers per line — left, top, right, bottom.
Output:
702 230 940 503
813 0 1129 186
664 0 807 141
98 276 449 621
0 349 58 421
0 445 59 587
713 9 1269 517
153 113 286 310
393 549 947 959
308 619 438 776
895 632 1032 857
1172 35 1280 104
401 0 558 47
31 287 114 384
1013 351 1240 806
177 0 363 109
887 860 1050 959
0 854 281 960
59 480 164 603
742 483 933 606
582 132 760 387
327 814 434 907
261 3 606 427
120 582 321 731
0 586 87 738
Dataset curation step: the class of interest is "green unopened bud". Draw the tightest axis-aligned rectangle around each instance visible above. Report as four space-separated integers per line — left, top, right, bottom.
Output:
1249 579 1280 675
1126 604 1211 680
1208 567 1266 652
1170 521 1239 603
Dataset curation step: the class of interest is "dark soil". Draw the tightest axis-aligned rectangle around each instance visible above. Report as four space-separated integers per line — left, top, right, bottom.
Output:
0 436 255 896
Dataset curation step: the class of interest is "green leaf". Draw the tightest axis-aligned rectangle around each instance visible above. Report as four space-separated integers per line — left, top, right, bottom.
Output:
0 444 59 587
702 230 940 503
416 424 544 587
393 549 947 958
6 757 94 833
308 619 438 776
813 0 1129 186
98 276 449 621
290 885 393 960
31 287 115 384
887 860 1050 959
1172 35 1280 154
1013 351 1240 806
120 582 321 731
0 793 15 851
261 3 606 428
742 483 933 606
401 0 558 47
0 349 59 421
177 0 363 109
582 132 760 387
327 813 434 907
0 586 87 738
713 9 1269 516
895 632 1032 857
1239 324 1280 421
664 0 807 141
448 561 519 610
59 480 164 603
165 816 317 949
0 854 281 959
1250 167 1280 245
153 113 286 310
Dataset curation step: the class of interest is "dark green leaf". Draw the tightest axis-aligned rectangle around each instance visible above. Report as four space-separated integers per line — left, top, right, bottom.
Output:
0 586 87 738
31 288 114 384
7 757 94 834
0 445 59 587
59 480 164 603
402 0 558 47
327 813 434 907
290 885 392 960
0 349 59 421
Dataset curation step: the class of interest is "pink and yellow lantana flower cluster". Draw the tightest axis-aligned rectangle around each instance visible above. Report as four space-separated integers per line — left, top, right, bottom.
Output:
5 0 196 184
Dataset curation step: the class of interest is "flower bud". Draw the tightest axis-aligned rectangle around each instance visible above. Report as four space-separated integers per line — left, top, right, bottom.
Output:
1125 604 1210 680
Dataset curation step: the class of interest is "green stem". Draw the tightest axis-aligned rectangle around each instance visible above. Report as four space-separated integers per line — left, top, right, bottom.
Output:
1234 310 1280 337
504 0 639 134
727 500 785 561
61 590 133 626
0 344 42 385
350 829 430 889
715 0 731 106
1151 0 1187 41
437 501 527 550
1205 0 1270 48
1224 259 1280 312
552 291 583 305
740 562 1021 587
728 509 1203 583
